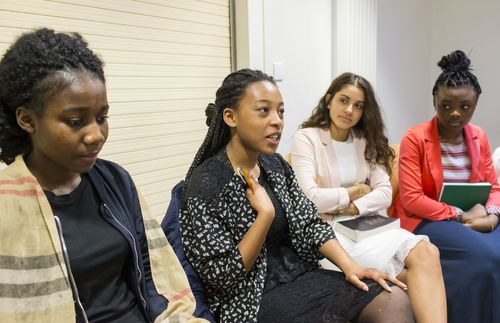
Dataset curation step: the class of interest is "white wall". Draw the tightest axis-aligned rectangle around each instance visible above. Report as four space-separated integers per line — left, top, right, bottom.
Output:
237 0 500 151
334 0 378 86
235 0 332 154
376 0 433 144
431 0 500 149
377 0 500 149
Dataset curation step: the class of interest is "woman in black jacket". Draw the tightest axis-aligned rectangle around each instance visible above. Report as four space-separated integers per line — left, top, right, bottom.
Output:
0 28 199 323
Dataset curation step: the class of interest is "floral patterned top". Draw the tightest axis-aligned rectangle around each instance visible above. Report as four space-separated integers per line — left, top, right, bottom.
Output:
180 149 336 322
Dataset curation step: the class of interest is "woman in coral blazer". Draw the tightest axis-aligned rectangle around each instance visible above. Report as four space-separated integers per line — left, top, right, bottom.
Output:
292 72 446 323
390 50 500 323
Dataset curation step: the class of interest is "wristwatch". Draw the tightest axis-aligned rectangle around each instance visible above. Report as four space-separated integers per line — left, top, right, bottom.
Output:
454 207 464 222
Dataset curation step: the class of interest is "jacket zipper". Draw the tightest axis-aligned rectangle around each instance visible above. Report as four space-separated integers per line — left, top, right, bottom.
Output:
53 216 89 323
102 203 148 312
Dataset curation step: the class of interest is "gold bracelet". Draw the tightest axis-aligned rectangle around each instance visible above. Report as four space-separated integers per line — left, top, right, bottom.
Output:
355 182 362 198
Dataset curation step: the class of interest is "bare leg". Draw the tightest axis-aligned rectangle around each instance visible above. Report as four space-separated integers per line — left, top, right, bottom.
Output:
396 268 408 284
354 287 414 323
405 241 447 323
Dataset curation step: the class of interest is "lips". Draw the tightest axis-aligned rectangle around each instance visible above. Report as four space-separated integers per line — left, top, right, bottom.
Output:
79 152 99 163
449 120 463 127
338 115 352 123
266 133 281 145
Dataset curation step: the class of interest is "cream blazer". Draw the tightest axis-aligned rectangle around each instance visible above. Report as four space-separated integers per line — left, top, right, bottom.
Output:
290 127 392 216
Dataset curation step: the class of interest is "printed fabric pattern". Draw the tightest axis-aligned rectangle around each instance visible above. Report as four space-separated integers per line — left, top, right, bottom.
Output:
180 149 335 323
0 156 201 323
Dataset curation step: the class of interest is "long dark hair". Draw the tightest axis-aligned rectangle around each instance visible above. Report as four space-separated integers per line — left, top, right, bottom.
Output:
301 72 394 175
432 50 481 97
185 69 275 181
0 28 104 164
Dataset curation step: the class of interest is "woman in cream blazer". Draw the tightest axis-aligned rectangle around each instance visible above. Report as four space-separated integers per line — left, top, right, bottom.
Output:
292 127 391 216
291 72 447 323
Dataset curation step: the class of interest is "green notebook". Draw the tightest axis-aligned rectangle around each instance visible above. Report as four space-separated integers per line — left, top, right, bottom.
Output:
438 182 492 211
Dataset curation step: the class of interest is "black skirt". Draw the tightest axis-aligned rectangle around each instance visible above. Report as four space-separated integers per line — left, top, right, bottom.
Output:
257 175 384 323
258 269 383 323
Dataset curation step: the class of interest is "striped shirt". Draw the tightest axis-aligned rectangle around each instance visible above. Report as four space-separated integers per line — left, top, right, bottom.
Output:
440 139 471 182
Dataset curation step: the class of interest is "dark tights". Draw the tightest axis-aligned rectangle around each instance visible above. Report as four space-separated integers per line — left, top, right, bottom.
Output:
354 287 414 323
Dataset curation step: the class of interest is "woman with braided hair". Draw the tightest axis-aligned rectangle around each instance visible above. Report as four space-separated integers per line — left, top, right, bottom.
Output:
180 68 415 322
390 50 500 322
0 28 202 323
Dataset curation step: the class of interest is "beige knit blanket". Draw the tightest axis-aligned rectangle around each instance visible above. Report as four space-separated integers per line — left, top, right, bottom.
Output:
0 156 205 323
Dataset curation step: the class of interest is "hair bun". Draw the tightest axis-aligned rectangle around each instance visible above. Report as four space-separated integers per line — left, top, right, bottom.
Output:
437 50 471 72
205 103 217 126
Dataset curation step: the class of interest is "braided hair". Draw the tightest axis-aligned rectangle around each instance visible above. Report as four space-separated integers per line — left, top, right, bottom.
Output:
300 72 395 176
0 28 104 164
185 69 275 181
432 50 481 97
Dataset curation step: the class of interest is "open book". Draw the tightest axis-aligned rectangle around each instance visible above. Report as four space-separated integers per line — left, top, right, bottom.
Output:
335 214 400 242
438 182 491 211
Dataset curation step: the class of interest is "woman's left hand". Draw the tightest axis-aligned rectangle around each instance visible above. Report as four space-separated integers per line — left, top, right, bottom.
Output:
344 264 407 293
464 215 498 232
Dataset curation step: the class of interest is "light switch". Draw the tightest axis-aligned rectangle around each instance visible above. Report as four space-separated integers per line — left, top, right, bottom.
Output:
273 62 284 81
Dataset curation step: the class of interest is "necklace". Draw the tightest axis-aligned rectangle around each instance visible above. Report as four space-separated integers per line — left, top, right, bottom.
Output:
439 134 464 145
225 147 260 179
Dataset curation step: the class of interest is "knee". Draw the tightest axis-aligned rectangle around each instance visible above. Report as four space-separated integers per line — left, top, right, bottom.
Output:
420 241 440 257
470 246 498 273
463 245 500 277
407 241 440 267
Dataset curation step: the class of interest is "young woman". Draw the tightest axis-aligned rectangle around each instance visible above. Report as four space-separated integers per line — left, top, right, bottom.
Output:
0 28 201 323
390 50 500 323
180 69 414 323
290 72 446 323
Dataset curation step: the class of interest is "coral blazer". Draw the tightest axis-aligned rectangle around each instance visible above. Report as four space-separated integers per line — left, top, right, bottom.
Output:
291 127 392 216
390 116 500 232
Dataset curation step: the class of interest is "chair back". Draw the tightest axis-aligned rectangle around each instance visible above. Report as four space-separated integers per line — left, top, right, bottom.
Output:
162 181 215 322
388 144 400 215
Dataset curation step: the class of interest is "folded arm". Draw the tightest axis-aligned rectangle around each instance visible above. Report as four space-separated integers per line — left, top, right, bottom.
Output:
291 131 350 213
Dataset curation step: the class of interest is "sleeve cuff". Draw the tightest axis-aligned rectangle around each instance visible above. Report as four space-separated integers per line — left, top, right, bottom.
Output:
486 205 500 217
338 188 350 209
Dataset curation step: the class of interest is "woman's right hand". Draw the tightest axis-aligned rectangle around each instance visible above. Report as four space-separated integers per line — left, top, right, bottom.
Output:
246 175 275 219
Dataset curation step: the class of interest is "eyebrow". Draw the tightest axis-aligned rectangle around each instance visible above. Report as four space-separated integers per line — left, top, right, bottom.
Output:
63 105 109 113
340 94 364 104
439 99 472 103
255 99 272 104
255 99 284 106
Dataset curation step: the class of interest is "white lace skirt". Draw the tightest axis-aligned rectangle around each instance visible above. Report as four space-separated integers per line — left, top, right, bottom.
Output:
319 215 429 277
